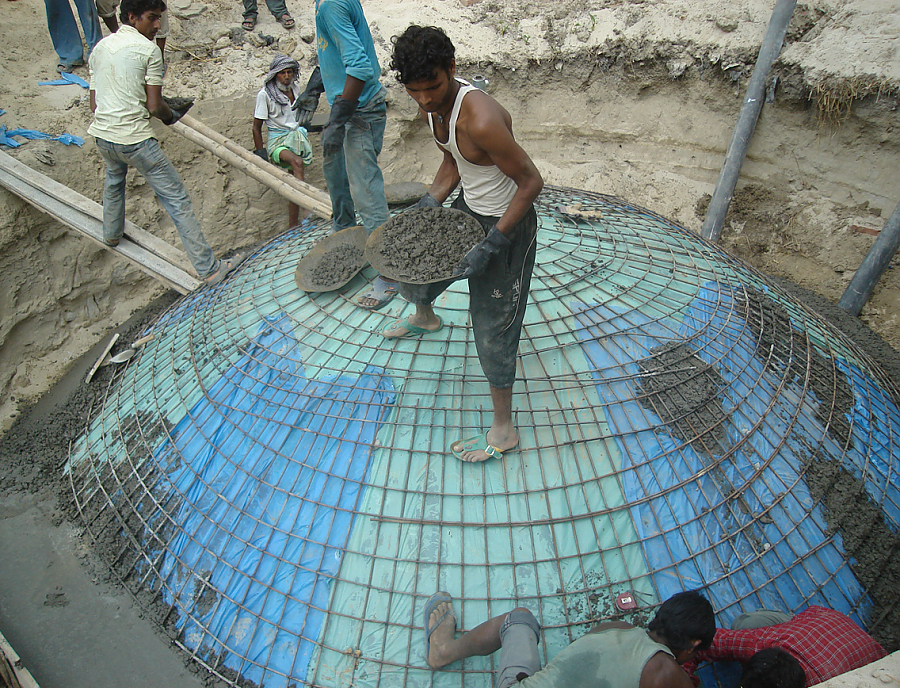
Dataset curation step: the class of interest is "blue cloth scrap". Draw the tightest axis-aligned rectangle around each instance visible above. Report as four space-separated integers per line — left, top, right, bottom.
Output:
0 109 5 117
0 125 84 148
38 72 90 89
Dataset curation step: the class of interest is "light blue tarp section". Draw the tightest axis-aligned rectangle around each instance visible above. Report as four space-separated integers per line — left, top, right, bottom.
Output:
152 313 395 688
575 281 900 687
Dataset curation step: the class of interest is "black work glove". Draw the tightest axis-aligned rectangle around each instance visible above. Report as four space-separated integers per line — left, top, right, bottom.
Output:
292 66 324 128
452 225 511 280
163 96 194 125
321 95 358 157
253 148 268 162
414 193 441 209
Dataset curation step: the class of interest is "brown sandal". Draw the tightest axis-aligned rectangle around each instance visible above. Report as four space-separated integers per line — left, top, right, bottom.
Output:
241 17 256 30
278 13 295 28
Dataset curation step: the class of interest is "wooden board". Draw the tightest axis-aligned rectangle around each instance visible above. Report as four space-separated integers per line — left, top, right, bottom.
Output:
0 151 200 293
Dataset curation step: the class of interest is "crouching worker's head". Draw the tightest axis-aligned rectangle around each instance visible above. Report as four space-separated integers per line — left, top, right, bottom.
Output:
647 590 716 664
742 647 805 688
120 0 166 39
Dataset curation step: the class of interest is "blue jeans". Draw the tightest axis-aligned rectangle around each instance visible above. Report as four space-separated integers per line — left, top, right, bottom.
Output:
241 0 288 20
95 137 218 278
44 0 102 68
322 88 389 235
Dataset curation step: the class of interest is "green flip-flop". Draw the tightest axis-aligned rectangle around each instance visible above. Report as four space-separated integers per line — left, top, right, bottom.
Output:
382 315 443 339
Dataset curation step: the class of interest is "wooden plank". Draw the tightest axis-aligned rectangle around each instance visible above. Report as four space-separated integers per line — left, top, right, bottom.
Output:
0 154 200 293
0 628 41 688
85 333 119 383
0 151 194 274
174 115 333 218
179 115 332 212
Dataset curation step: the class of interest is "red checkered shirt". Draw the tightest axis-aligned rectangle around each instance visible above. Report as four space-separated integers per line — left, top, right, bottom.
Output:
683 606 886 686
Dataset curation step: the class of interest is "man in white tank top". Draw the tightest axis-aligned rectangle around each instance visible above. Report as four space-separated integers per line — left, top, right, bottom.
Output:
385 25 544 463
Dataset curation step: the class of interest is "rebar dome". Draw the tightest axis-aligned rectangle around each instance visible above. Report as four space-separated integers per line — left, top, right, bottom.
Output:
67 187 900 688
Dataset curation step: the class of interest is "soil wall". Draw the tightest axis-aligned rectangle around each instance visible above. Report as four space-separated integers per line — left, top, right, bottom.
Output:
1 0 899 433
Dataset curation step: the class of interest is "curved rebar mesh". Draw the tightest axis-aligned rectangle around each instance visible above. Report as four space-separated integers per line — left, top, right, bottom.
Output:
67 186 900 688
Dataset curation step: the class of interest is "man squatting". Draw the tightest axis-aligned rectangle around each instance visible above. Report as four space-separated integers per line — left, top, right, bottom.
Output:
253 54 314 228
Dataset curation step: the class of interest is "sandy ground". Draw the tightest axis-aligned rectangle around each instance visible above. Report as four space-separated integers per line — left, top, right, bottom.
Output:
0 0 899 685
0 0 899 432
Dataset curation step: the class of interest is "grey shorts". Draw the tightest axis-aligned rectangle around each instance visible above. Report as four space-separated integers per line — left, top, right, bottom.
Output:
398 192 537 388
496 609 542 688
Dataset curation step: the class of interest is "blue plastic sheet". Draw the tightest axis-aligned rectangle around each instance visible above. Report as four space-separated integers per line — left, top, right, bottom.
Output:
573 280 890 687
151 313 395 688
38 72 90 88
0 125 84 148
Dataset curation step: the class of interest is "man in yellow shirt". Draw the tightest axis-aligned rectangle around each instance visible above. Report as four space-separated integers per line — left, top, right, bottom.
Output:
88 0 240 285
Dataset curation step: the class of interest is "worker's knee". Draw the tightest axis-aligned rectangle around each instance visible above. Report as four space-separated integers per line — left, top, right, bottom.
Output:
501 608 541 643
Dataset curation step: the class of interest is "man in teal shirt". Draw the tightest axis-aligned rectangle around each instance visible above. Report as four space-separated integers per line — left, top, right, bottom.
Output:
296 0 394 309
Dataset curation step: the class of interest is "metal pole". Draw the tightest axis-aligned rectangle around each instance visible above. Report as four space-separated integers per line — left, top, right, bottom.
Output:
838 201 900 316
701 0 797 243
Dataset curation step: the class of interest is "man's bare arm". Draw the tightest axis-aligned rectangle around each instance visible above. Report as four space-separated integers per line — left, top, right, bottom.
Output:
145 84 173 123
427 148 461 203
252 118 265 151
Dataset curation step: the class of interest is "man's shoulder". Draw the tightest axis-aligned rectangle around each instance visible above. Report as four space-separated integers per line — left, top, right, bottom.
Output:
94 26 153 59
317 0 361 17
640 651 693 688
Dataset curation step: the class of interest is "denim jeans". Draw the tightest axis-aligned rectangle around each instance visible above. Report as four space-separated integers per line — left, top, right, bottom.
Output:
241 0 288 20
95 137 218 278
321 87 389 235
44 0 102 67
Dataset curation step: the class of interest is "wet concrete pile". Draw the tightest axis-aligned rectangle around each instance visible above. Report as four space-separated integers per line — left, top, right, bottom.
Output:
307 245 365 288
371 208 484 283
739 286 855 448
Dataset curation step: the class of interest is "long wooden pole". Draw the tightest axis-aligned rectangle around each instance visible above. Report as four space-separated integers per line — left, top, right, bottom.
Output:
172 115 332 219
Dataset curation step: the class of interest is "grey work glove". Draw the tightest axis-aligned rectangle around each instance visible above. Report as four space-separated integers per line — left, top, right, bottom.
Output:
452 225 511 280
415 193 441 209
321 95 358 157
163 96 194 125
292 66 324 128
253 148 268 162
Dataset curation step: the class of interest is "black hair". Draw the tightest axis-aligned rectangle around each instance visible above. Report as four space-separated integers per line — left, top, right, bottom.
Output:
120 0 166 25
390 25 455 85
742 648 806 688
647 590 716 653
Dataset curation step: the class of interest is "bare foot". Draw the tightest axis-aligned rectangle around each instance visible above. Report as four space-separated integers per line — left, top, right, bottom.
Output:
426 600 457 669
453 426 519 462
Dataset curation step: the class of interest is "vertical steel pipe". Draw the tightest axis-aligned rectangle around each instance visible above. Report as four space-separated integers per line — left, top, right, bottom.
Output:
838 201 900 316
701 0 797 243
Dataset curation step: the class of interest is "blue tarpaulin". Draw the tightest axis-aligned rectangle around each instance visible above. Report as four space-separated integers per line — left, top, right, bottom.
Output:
0 124 84 148
151 313 395 687
574 281 900 687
